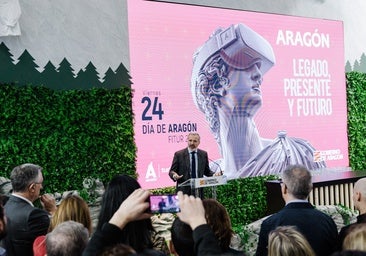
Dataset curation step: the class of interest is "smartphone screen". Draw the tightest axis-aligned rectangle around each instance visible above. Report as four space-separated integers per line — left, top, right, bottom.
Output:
149 194 180 214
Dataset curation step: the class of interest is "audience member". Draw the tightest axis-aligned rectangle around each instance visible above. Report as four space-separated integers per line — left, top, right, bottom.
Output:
170 196 245 255
255 164 338 256
176 191 238 255
98 243 136 256
342 223 366 251
4 163 57 256
93 174 168 255
331 251 366 256
268 226 315 256
33 193 92 256
83 189 226 256
83 188 155 256
202 198 243 254
46 220 89 256
339 178 366 248
169 217 194 256
0 197 8 256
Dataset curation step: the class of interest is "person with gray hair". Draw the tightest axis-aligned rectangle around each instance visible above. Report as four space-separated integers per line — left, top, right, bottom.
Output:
3 163 57 256
191 23 325 179
46 220 89 256
256 164 338 256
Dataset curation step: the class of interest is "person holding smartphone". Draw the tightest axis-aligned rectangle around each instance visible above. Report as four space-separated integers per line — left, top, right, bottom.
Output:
93 174 169 255
83 189 227 256
169 133 220 198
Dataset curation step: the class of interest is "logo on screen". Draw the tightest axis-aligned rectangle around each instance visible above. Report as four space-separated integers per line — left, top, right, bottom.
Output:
145 162 158 182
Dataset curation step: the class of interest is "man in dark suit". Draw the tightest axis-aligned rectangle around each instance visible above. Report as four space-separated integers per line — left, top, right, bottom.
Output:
169 133 219 197
255 164 338 256
4 163 57 256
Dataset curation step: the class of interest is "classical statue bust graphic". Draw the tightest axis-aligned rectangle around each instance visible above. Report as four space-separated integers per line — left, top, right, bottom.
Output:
191 23 326 178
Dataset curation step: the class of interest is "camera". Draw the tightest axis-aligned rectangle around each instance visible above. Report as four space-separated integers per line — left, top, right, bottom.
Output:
149 194 180 214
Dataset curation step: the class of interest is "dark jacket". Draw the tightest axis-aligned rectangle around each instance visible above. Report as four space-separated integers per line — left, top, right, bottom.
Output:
256 202 338 256
82 223 166 256
3 195 50 256
169 148 214 196
338 213 366 250
193 224 246 256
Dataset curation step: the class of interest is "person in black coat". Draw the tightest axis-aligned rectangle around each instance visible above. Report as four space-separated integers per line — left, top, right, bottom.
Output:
169 133 219 197
83 189 227 256
94 174 169 255
255 164 339 256
3 163 57 256
0 197 8 256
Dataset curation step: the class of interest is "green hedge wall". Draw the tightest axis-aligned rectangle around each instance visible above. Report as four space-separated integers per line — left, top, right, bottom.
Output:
346 72 366 171
214 175 277 232
0 84 136 193
0 71 365 234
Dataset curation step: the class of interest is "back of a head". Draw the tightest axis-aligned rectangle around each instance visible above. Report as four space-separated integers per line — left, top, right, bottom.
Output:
96 175 153 252
202 198 234 250
46 220 89 256
0 199 6 240
97 174 141 230
170 217 194 256
10 163 42 192
99 243 137 256
281 165 312 199
354 178 366 206
354 178 366 191
49 194 92 234
331 251 366 256
268 226 315 256
343 223 366 251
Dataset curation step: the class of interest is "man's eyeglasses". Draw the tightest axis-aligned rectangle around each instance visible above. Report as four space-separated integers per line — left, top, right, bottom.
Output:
30 182 43 188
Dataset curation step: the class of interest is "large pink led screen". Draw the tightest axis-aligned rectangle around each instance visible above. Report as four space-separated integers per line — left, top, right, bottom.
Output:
127 0 348 189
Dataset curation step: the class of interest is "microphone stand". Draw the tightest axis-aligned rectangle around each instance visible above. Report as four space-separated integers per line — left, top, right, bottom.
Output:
209 158 224 199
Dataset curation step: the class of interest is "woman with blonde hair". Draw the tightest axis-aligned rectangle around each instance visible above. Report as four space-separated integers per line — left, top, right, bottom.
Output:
48 193 92 233
343 223 366 251
33 193 92 256
268 226 315 256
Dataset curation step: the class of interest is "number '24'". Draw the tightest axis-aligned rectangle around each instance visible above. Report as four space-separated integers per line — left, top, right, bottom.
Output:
141 96 164 120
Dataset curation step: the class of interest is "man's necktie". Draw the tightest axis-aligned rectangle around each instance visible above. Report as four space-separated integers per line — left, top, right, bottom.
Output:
191 151 196 178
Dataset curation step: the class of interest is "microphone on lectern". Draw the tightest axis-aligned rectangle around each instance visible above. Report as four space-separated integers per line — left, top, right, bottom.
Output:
209 158 224 175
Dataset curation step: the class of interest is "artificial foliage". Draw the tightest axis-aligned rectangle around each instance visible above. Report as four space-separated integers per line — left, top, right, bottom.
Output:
346 72 366 171
151 175 277 232
0 71 365 239
214 175 277 232
0 84 136 193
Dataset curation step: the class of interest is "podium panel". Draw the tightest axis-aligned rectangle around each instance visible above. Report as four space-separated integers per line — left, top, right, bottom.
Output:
178 175 227 198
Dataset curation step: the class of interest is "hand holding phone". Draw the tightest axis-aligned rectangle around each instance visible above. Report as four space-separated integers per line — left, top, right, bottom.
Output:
149 194 180 214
